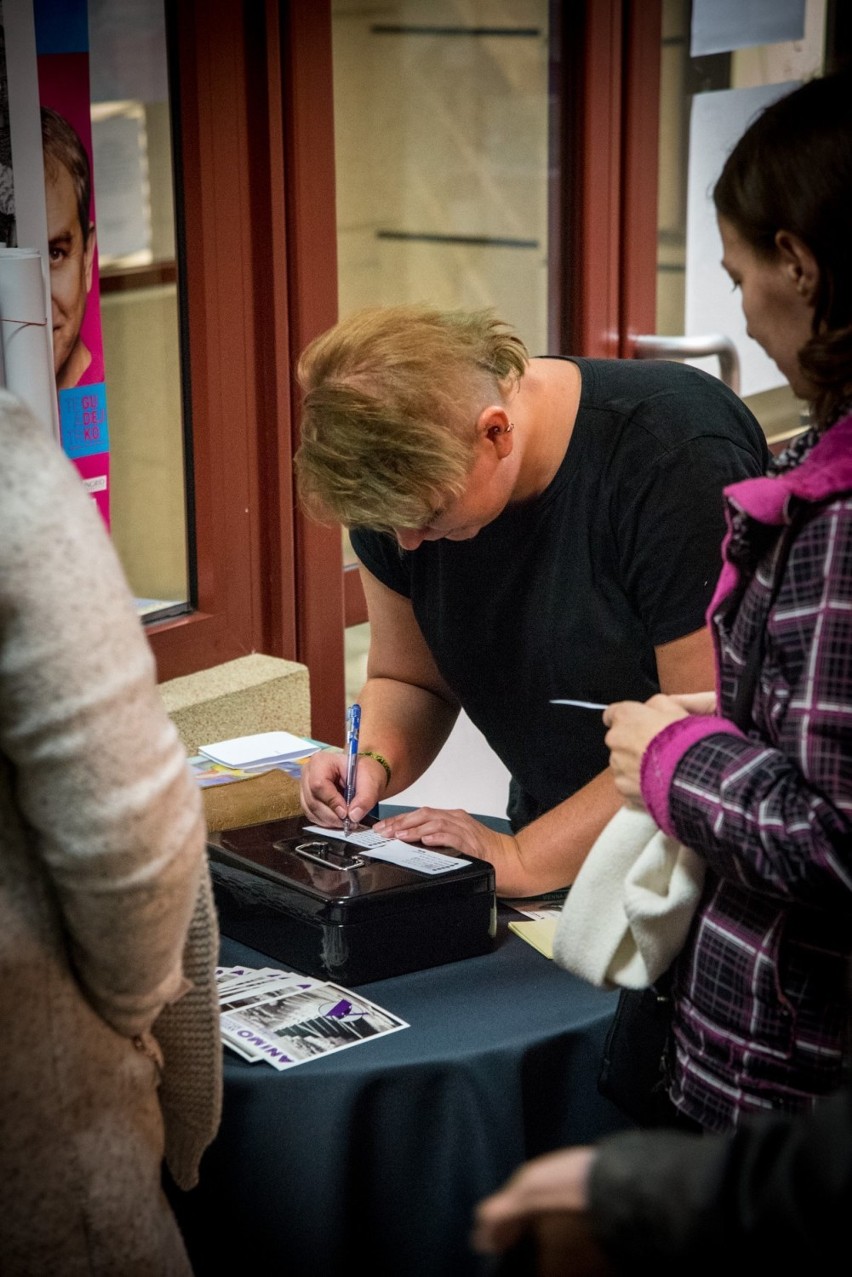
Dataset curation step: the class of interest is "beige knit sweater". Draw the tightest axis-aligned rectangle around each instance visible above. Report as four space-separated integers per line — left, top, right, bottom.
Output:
0 390 221 1273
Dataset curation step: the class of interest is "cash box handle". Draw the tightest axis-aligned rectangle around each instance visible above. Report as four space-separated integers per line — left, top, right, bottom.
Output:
286 838 366 872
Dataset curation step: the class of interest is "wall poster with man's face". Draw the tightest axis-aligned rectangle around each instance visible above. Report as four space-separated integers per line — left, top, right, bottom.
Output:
35 0 110 527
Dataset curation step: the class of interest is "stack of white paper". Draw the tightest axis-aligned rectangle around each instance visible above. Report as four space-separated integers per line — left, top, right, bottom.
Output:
198 731 321 771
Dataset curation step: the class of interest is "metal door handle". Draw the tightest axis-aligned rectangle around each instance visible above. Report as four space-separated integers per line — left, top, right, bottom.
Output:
633 333 741 396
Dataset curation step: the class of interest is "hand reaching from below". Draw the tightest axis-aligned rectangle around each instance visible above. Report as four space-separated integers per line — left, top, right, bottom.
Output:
471 1147 612 1276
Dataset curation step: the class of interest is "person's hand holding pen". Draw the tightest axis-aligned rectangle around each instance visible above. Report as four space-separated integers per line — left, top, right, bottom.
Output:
342 703 361 837
298 703 392 830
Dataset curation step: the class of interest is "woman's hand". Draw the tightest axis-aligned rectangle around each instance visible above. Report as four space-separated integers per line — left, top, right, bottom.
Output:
670 690 716 715
603 694 690 807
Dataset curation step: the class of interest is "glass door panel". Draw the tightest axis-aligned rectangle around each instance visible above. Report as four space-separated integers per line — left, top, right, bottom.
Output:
652 0 828 446
88 0 188 618
332 0 550 345
331 0 552 695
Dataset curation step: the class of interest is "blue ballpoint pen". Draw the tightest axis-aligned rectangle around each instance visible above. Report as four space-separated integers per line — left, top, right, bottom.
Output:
342 703 361 837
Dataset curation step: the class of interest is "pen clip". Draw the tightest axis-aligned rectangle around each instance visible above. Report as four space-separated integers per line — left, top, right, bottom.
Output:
346 704 361 770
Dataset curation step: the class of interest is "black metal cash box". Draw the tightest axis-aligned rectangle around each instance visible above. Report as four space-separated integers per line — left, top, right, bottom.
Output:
207 814 497 984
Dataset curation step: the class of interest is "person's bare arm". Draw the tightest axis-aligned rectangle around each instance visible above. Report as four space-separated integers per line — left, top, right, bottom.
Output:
358 566 461 788
300 566 460 826
375 626 715 896
654 624 714 699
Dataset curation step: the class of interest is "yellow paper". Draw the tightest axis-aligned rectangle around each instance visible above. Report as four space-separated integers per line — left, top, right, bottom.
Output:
508 917 557 960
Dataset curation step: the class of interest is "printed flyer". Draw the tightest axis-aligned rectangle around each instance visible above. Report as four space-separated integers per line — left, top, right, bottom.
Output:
35 0 110 526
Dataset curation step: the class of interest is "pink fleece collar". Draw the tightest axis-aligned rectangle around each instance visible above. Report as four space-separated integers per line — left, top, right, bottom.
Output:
725 412 852 526
641 415 852 831
708 413 852 621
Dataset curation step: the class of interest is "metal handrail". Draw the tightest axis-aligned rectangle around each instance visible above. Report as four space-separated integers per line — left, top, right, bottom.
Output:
632 333 741 396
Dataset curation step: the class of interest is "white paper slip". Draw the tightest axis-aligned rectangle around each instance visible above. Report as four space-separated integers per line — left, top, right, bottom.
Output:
550 699 608 710
356 837 470 876
198 731 320 769
303 824 469 875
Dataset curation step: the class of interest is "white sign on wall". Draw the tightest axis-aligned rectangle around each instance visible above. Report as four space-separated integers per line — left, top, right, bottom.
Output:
691 0 806 57
685 82 797 399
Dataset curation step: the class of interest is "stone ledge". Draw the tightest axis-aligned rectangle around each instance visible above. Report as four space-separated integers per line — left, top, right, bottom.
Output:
159 653 311 758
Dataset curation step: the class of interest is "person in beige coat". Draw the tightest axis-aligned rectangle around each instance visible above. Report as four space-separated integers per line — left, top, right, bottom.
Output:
0 389 222 1275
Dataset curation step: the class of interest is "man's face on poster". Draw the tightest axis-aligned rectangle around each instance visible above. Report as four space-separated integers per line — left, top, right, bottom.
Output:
45 158 95 388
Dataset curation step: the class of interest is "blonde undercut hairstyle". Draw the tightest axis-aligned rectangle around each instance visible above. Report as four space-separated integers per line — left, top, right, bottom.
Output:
294 304 529 532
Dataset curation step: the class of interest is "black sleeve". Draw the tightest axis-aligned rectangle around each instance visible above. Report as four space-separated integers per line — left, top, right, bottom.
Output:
588 1084 852 1273
349 527 412 597
612 387 768 647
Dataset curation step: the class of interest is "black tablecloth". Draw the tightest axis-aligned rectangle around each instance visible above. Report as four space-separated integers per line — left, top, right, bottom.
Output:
170 915 628 1276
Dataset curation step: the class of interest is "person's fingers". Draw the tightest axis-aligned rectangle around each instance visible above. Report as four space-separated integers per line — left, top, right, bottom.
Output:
299 752 349 823
470 1197 527 1255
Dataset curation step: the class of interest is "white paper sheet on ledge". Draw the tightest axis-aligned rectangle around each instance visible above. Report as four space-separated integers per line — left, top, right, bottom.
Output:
198 730 320 769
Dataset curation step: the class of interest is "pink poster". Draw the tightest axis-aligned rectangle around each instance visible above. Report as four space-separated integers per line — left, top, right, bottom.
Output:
35 3 110 527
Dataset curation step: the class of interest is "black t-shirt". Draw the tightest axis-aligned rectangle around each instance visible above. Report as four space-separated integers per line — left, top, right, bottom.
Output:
351 358 769 830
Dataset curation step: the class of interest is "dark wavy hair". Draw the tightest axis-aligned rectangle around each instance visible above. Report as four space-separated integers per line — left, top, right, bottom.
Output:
713 69 852 427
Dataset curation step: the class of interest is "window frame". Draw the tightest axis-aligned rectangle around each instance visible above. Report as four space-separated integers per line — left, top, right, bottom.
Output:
147 0 345 747
146 0 663 748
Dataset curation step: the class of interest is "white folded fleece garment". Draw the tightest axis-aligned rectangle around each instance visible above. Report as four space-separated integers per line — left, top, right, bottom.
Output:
552 806 705 990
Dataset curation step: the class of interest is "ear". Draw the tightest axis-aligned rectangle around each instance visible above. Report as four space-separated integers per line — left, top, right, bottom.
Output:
775 229 819 303
477 405 515 456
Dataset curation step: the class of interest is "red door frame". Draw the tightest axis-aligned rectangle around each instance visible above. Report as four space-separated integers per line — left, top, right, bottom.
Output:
149 1 346 748
150 0 662 751
562 0 661 357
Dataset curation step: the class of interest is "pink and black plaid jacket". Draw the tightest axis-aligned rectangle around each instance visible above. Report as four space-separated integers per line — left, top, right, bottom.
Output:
641 414 852 1133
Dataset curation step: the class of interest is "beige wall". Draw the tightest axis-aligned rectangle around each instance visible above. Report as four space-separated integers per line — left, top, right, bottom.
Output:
332 0 550 351
102 282 187 602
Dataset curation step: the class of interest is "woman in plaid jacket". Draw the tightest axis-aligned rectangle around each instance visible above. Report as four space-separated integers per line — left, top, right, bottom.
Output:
603 67 852 1135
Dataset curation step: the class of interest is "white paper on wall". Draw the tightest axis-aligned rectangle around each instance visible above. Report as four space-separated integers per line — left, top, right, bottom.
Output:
0 246 56 434
685 82 797 399
2 0 58 437
691 0 805 57
90 105 152 265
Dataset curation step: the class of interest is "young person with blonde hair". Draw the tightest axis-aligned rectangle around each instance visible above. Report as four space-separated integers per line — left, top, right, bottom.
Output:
296 304 768 897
